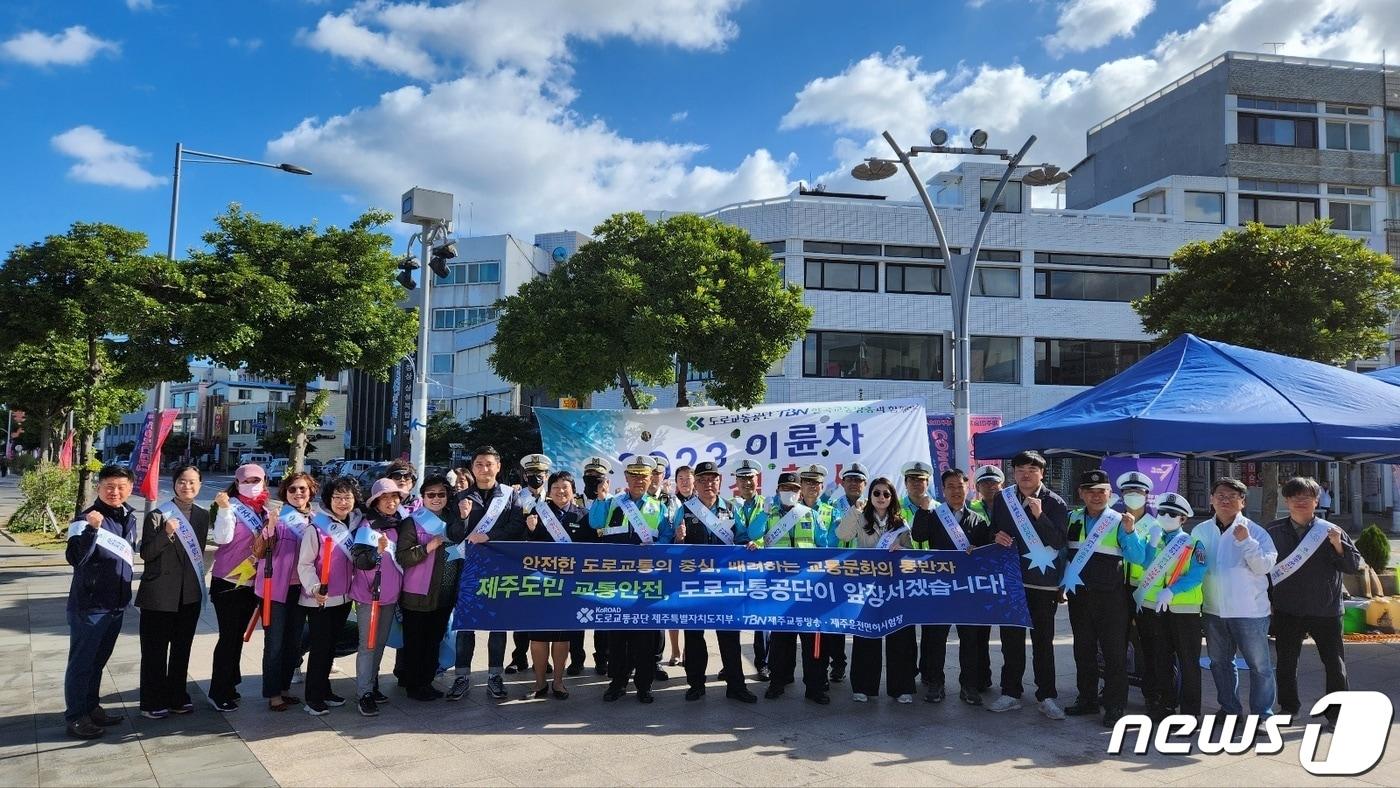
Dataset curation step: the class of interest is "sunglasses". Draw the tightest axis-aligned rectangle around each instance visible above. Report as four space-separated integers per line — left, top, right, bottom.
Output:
389 471 415 481
286 486 310 493
424 491 448 499
870 490 893 499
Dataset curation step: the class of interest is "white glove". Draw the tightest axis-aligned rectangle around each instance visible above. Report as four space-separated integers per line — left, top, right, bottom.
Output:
1154 589 1173 613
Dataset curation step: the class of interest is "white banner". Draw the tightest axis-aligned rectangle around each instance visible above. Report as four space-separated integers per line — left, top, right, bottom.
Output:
537 399 931 492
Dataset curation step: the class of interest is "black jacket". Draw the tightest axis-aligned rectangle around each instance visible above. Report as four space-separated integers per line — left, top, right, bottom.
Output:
136 501 210 612
911 505 991 550
526 502 593 543
676 497 740 545
448 484 525 543
990 484 1069 590
1265 517 1363 617
66 500 138 612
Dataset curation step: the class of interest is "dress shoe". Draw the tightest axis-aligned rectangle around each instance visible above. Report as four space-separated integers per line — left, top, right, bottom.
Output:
637 690 654 704
764 685 785 700
727 687 758 704
1064 701 1100 716
806 692 831 705
603 686 625 702
90 706 124 726
1103 707 1126 728
685 687 705 701
66 717 103 739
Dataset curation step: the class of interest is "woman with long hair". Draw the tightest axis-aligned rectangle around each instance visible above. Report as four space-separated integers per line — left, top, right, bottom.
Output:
836 476 915 703
253 472 317 711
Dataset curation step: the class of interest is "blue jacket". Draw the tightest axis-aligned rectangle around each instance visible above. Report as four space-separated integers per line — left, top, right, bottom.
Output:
66 501 138 612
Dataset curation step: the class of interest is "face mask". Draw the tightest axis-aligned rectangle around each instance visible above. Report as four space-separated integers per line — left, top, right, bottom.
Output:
1122 493 1147 510
238 481 264 498
1161 514 1184 532
525 474 545 489
583 476 602 499
778 491 799 507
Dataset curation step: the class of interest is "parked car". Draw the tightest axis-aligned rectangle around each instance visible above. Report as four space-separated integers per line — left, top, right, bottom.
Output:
243 452 273 468
337 460 378 483
303 458 324 479
353 461 392 490
267 457 291 486
423 464 449 481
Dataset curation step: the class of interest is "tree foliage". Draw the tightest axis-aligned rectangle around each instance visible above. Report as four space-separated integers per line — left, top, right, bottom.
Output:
462 412 542 475
425 411 469 464
492 212 812 409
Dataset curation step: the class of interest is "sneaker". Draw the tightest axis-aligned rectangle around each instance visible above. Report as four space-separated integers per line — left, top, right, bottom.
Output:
925 686 946 704
66 716 104 740
140 709 169 720
357 694 379 717
986 694 1023 713
566 662 583 677
324 693 346 708
90 706 124 726
1038 698 1066 720
304 700 330 716
291 668 304 685
171 703 194 715
371 689 389 705
896 694 914 704
487 675 507 700
763 685 784 700
829 669 846 683
653 669 670 682
755 667 771 682
209 698 238 713
1103 707 1126 728
1064 700 1100 716
805 692 831 705
958 688 982 706
447 676 471 701
852 692 869 703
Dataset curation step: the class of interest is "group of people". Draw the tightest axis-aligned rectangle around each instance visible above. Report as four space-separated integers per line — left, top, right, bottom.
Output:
62 446 1362 740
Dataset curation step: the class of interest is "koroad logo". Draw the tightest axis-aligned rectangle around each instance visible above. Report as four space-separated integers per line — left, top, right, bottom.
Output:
686 416 704 431
575 608 594 624
1109 691 1393 776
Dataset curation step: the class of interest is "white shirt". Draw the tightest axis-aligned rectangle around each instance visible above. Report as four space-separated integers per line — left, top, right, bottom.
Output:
1194 513 1277 619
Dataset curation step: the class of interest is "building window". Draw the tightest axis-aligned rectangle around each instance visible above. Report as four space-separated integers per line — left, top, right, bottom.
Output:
803 241 881 256
1238 196 1318 227
1328 201 1373 232
761 241 786 254
886 264 945 295
977 249 1020 263
1324 104 1370 117
432 306 499 330
1034 270 1156 302
887 244 956 259
1237 114 1316 148
1328 185 1372 196
972 267 1020 298
972 336 1019 383
236 388 252 401
1238 96 1316 114
1237 179 1318 195
1325 121 1371 151
1033 252 1169 270
980 179 1022 213
268 391 282 403
1132 192 1166 214
1035 338 1155 386
802 331 942 381
430 353 454 374
1184 191 1225 223
456 343 494 374
435 261 501 286
804 259 877 292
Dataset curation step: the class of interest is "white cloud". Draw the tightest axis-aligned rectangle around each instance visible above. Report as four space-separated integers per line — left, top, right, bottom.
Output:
51 126 165 189
227 36 264 52
126 0 153 10
1 26 118 66
671 110 689 122
782 0 1400 200
1043 0 1155 56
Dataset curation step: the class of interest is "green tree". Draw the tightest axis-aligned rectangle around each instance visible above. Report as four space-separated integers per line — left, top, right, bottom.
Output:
461 412 542 474
186 206 417 472
491 212 812 409
425 411 469 464
1134 220 1400 514
0 224 192 510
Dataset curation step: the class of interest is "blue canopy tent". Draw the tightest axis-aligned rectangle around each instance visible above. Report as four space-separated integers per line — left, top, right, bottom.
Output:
975 334 1400 463
1365 364 1400 387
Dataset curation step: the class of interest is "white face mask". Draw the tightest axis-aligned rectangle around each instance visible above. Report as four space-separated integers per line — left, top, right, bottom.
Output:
1161 514 1184 532
778 491 799 507
238 481 264 499
1122 493 1147 510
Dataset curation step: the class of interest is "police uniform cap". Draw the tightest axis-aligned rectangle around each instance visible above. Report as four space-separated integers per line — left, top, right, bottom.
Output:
582 456 612 474
1155 492 1193 519
733 459 762 477
520 453 553 472
901 460 934 480
625 455 658 474
841 462 869 481
1116 471 1153 493
651 456 669 471
776 471 800 487
974 465 1005 484
798 464 826 482
693 461 721 477
1079 469 1111 490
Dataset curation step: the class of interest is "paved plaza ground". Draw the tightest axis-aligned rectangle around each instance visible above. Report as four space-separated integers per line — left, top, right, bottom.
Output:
1 476 1398 787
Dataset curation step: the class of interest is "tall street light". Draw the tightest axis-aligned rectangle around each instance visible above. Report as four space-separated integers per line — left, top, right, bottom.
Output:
853 129 1069 473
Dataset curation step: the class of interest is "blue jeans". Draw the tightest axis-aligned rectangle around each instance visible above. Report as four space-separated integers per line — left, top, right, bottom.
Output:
1203 614 1275 716
455 630 507 673
65 608 125 723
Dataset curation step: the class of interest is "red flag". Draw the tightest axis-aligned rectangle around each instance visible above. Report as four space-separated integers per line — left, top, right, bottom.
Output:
138 409 179 500
58 429 75 470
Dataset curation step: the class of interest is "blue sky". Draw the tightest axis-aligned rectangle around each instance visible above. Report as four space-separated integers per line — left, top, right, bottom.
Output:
1 0 1394 256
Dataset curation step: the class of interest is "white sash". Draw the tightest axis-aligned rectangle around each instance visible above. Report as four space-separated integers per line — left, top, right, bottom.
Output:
683 496 734 545
471 487 511 537
934 504 973 552
1134 528 1193 607
68 519 134 569
354 525 401 572
157 502 205 581
312 513 354 559
763 504 811 548
616 494 655 544
535 502 572 543
1269 519 1333 586
1000 487 1058 572
229 498 263 534
278 508 308 537
875 524 911 550
517 488 538 512
1062 508 1123 592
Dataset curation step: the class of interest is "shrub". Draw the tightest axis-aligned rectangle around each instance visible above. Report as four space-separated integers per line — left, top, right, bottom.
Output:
9 454 38 475
1356 524 1391 576
8 462 78 533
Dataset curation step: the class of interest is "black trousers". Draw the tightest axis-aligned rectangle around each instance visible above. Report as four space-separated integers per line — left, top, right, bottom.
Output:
828 634 847 674
685 630 745 691
606 630 655 691
768 632 833 695
1068 587 1130 709
958 625 991 691
304 603 351 704
999 587 1061 701
569 631 587 665
511 632 530 667
1126 586 1159 702
399 606 451 691
593 630 608 666
1274 612 1347 723
1141 608 1202 715
851 627 916 697
208 579 258 704
752 631 769 670
138 601 201 711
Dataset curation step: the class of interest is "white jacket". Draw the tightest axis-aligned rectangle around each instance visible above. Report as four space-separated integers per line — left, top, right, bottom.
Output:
1194 513 1277 619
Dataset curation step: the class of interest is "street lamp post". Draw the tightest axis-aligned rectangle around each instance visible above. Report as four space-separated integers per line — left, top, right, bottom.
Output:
853 129 1069 472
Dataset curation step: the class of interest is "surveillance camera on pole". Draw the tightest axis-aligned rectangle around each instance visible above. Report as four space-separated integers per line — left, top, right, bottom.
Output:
401 187 454 486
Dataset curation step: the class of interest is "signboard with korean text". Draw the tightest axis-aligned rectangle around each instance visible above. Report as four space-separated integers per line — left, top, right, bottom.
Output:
454 542 1030 637
536 399 931 489
927 413 1003 485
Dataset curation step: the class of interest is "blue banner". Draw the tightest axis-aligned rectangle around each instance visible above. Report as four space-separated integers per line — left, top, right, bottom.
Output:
454 543 1031 638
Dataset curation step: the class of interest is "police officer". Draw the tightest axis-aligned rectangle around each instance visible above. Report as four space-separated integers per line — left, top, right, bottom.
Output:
647 455 673 682
829 463 868 524
1115 470 1159 706
675 461 758 703
898 460 940 686
506 453 554 675
1123 492 1206 720
731 459 771 682
579 456 613 675
758 470 837 703
590 455 668 703
1063 469 1140 728
802 463 847 686
971 465 1005 520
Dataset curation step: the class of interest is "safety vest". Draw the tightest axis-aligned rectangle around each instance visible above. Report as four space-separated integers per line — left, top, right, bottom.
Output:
763 500 834 548
596 495 664 541
830 495 861 547
969 498 989 519
1136 527 1205 613
1123 511 1157 586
